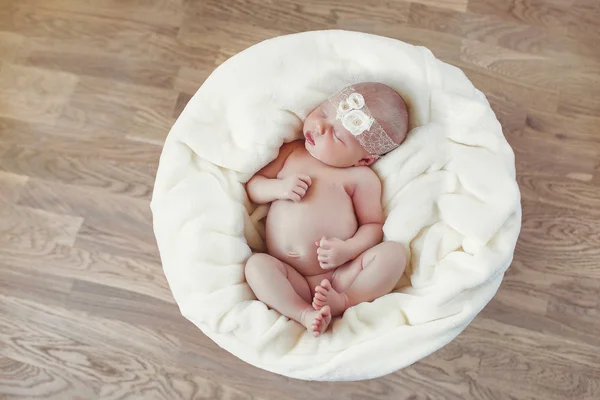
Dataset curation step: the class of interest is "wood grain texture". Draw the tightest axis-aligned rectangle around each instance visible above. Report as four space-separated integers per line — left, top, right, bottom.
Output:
1 0 599 398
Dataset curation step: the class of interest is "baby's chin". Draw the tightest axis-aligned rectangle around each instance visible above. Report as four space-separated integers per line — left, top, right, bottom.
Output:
304 139 317 157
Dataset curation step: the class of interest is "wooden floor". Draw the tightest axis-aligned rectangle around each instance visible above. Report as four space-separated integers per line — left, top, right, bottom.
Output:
1 0 599 398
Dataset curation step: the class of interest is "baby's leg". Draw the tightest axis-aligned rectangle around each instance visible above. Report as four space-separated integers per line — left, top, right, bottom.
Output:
313 241 406 317
245 253 331 336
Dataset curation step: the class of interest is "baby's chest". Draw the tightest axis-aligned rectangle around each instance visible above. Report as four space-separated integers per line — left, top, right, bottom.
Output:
278 153 355 195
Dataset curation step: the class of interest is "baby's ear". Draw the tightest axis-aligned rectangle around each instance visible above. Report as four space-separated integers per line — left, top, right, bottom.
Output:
355 155 378 167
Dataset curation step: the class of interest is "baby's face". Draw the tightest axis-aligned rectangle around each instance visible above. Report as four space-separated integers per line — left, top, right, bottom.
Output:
303 98 374 168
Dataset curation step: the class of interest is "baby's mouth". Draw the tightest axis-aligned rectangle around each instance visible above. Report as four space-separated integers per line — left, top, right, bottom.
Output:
305 131 315 146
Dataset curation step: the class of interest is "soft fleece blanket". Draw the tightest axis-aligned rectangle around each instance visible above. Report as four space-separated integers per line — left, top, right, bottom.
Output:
151 30 521 381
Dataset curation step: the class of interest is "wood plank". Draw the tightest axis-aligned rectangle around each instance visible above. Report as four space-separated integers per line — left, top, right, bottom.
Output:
546 278 600 342
0 117 163 163
0 5 217 70
458 63 560 113
330 0 412 35
24 50 179 89
523 111 600 155
468 0 600 42
518 175 600 217
0 170 28 203
558 68 600 117
413 0 468 13
0 31 26 62
354 26 462 63
0 233 171 303
0 4 179 41
468 317 600 400
0 144 157 199
0 263 74 308
0 63 78 124
10 0 185 27
409 3 600 59
494 265 552 316
0 294 411 400
180 0 408 55
173 66 212 96
459 38 560 89
55 75 178 140
0 202 83 247
0 295 265 400
178 15 284 56
17 31 218 72
0 294 182 366
65 280 184 333
69 75 178 120
16 178 158 262
481 294 600 349
127 108 176 144
507 111 600 178
0 355 101 399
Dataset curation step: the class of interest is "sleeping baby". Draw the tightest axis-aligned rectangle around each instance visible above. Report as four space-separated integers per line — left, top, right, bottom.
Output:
245 82 409 337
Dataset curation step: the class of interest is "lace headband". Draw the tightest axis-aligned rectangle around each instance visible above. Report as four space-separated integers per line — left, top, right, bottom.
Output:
328 87 398 156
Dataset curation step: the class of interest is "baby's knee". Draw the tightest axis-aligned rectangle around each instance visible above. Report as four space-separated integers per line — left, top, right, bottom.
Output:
384 241 406 259
244 253 284 282
245 253 270 280
371 241 407 271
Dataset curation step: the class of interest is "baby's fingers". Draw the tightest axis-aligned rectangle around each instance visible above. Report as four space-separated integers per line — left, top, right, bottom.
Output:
297 174 312 186
292 186 306 197
316 247 328 256
289 192 302 202
318 237 331 249
295 180 308 191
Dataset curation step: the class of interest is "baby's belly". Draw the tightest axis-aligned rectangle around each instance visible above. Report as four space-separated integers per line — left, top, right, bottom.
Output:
265 188 358 276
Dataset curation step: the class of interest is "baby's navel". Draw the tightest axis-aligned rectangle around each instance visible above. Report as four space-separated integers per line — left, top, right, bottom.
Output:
287 251 301 258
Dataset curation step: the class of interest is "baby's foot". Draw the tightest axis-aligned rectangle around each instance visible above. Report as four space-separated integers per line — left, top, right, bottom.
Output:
312 279 349 317
301 306 331 337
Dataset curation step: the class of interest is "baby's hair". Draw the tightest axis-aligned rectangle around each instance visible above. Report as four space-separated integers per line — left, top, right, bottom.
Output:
352 82 409 155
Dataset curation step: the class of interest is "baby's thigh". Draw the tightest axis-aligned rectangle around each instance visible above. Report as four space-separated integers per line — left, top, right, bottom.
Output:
331 257 364 293
246 253 313 305
279 261 315 305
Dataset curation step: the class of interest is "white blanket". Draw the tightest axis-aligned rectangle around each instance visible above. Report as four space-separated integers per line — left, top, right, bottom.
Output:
151 30 521 381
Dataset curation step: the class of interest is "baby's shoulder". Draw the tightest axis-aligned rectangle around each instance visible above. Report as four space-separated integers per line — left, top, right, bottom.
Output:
348 166 381 187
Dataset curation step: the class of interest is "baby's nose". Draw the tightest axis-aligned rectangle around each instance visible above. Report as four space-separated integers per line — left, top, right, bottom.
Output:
316 121 327 135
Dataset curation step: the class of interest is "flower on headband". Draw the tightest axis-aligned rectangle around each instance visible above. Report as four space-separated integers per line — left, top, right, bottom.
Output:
347 93 365 109
342 109 374 136
336 92 366 119
337 99 352 118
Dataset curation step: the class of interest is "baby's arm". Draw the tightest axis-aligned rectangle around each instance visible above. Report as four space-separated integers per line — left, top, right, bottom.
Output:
246 140 309 204
345 168 384 259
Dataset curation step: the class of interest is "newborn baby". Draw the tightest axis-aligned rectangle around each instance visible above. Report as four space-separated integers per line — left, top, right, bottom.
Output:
245 82 409 337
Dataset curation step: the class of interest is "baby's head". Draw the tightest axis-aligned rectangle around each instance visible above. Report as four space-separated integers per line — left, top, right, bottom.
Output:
303 82 409 167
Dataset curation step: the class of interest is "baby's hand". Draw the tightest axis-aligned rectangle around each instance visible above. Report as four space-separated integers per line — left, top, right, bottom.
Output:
279 174 311 202
315 237 352 269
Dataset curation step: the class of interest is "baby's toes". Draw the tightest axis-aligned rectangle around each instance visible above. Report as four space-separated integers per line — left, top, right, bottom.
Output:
311 324 319 336
315 286 328 296
320 279 332 290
